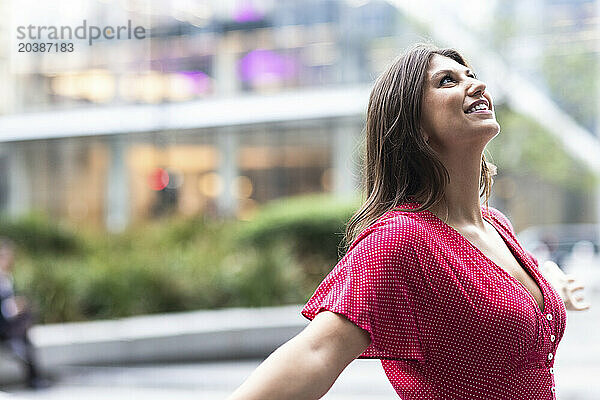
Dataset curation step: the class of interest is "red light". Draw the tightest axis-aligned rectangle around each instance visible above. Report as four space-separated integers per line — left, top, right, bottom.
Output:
148 168 169 191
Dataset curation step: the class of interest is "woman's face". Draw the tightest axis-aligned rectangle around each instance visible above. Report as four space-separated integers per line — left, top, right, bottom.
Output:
420 54 500 153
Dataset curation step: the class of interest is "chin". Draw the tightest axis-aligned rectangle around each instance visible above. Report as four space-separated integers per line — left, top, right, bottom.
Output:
483 129 501 146
491 121 501 135
481 120 501 135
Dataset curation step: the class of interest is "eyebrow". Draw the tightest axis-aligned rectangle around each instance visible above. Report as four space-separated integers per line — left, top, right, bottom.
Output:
430 68 475 81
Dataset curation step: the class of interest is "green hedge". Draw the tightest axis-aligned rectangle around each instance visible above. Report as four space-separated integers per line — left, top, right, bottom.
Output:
0 213 81 254
234 193 361 286
7 194 359 323
235 193 360 262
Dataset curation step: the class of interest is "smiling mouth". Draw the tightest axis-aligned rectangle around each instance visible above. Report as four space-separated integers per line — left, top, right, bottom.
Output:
465 103 490 114
466 109 492 115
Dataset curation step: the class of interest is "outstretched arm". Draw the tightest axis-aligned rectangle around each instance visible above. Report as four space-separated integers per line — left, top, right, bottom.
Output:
227 310 371 400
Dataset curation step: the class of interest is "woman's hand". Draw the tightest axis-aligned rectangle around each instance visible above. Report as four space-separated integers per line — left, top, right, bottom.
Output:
562 274 591 311
540 260 591 311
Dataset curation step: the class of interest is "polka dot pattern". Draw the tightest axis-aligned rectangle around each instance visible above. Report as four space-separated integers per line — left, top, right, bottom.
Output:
301 202 567 399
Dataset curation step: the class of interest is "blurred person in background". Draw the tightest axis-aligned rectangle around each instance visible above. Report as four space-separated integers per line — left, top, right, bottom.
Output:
227 43 589 400
0 238 49 390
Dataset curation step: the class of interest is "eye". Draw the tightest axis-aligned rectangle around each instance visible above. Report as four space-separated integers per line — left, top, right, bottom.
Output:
440 74 455 85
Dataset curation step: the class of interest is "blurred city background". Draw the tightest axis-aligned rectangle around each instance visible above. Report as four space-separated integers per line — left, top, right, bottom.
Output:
0 0 599 398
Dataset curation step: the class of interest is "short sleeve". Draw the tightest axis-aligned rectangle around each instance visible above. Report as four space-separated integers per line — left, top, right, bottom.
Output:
301 217 426 362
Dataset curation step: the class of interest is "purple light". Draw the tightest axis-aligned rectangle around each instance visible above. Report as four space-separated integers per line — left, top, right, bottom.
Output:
178 70 212 94
232 0 263 23
238 49 297 85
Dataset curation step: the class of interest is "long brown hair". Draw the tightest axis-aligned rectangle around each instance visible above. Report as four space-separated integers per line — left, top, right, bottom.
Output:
343 43 497 253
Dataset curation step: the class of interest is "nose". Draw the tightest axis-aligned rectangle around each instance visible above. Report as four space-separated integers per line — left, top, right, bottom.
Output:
467 78 486 98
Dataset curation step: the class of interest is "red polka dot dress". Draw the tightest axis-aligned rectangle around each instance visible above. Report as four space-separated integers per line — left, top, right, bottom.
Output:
301 202 566 399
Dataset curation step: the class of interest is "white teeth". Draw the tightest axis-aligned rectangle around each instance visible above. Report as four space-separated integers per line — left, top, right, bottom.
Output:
466 103 489 113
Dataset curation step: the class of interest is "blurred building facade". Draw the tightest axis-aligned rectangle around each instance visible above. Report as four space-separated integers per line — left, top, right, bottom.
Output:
498 0 598 133
0 0 598 231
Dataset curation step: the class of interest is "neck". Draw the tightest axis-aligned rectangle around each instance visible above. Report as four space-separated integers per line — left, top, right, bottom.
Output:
426 150 486 229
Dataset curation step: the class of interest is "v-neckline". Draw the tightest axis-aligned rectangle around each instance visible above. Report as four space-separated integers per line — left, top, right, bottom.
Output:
417 204 546 314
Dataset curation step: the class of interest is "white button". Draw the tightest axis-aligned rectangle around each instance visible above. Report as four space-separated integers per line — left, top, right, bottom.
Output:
546 313 553 321
548 353 553 361
549 367 554 374
550 334 556 342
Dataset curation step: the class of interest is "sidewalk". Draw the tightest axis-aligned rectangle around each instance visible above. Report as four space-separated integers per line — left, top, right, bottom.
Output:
1 305 307 384
2 356 600 400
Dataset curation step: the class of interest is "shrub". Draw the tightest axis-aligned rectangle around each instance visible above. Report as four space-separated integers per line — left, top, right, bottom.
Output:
9 194 361 323
235 193 360 262
0 213 81 255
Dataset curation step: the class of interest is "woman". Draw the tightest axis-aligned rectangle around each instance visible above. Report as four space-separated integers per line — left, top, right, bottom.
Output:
227 43 589 399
